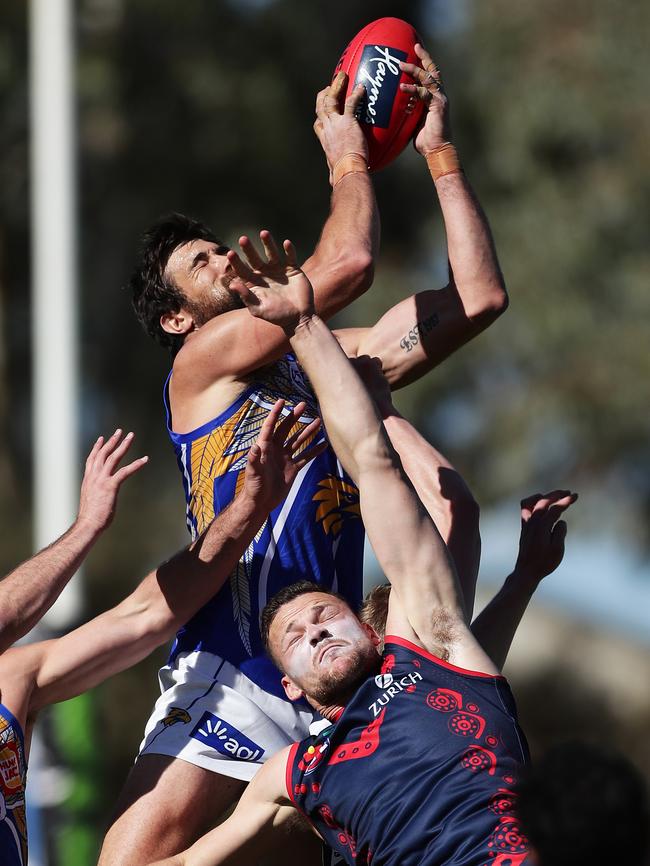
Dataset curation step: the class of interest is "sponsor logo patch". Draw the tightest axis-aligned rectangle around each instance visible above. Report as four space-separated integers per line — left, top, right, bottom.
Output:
190 712 264 762
354 45 407 128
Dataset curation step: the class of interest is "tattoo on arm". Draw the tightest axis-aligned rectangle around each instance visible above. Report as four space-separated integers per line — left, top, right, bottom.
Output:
399 313 440 353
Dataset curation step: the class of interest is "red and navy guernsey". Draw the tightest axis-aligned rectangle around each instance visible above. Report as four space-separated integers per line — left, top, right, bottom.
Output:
287 636 532 866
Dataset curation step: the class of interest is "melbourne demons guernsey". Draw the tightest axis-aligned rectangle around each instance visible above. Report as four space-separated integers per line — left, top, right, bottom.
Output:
0 704 27 866
165 354 365 700
288 637 532 866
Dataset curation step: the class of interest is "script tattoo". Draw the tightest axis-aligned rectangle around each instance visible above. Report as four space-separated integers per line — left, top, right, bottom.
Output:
399 313 440 353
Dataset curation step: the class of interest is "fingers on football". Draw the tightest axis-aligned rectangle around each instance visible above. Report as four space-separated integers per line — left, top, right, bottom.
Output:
329 70 347 104
260 230 281 264
344 83 366 116
414 43 438 77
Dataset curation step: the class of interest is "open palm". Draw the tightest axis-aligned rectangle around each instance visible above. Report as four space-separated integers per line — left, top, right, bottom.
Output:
227 230 314 333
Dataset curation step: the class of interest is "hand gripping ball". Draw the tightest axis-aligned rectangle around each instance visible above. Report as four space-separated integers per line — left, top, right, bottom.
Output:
335 17 425 171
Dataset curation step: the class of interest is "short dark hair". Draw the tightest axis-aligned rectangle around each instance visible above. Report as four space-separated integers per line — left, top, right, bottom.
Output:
515 741 649 866
129 212 220 354
260 580 349 669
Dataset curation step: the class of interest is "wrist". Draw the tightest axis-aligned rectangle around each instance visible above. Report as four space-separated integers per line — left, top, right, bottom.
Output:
331 152 369 188
72 514 106 542
424 142 462 183
505 567 541 596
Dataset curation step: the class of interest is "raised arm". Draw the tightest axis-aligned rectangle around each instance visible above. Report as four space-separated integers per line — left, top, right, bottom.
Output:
226 235 497 673
352 356 480 618
0 402 324 724
171 73 377 392
471 490 577 670
0 431 147 652
337 44 507 389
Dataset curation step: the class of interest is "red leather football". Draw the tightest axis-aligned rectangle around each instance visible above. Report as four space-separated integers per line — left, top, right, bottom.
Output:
334 18 425 171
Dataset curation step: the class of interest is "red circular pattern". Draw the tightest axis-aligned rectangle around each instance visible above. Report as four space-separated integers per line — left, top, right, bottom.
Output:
466 702 479 713
488 817 529 853
486 735 498 747
488 789 516 815
461 747 492 773
426 690 459 713
449 712 483 737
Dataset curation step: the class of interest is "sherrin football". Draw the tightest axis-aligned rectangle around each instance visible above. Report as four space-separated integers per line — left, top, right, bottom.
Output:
335 18 425 172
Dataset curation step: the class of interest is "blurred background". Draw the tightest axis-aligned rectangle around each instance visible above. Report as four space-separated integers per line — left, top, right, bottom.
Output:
1 0 649 863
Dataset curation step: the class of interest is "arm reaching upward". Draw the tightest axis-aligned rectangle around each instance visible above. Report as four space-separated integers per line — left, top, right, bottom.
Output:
335 43 507 390
0 430 147 652
169 73 377 403
471 490 577 670
227 234 497 673
0 401 325 726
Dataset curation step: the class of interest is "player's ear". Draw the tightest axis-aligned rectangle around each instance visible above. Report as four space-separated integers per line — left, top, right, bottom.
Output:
281 675 305 702
160 310 195 336
362 621 381 649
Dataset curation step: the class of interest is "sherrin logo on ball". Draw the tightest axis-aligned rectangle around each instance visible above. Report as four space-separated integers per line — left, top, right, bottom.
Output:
335 17 425 171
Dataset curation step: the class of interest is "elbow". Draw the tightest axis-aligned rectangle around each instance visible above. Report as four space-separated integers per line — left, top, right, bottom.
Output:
331 248 375 304
467 277 509 326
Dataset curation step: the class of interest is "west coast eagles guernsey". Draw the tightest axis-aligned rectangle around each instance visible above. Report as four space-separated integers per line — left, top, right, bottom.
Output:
0 703 27 866
287 637 532 866
165 354 365 701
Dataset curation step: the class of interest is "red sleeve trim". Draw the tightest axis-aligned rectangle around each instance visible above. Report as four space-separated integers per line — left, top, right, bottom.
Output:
285 741 301 805
385 634 506 681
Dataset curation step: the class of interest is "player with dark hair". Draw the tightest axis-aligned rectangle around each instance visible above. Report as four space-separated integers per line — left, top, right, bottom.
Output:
515 742 649 866
148 228 577 866
0 403 322 866
103 46 510 865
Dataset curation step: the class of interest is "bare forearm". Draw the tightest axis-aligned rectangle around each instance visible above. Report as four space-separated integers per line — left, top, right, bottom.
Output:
290 315 387 483
435 169 507 318
470 571 538 671
303 173 378 314
355 171 506 390
0 518 101 651
155 492 268 624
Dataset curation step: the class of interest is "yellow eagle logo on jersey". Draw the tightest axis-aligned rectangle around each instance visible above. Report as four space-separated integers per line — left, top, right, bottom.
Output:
161 707 191 727
313 476 361 536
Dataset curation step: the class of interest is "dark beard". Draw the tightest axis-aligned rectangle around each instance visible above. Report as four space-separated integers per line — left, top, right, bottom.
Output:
186 286 244 326
308 645 380 706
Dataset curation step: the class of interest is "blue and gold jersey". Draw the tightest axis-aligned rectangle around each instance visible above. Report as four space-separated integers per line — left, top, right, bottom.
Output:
0 704 27 866
165 354 365 699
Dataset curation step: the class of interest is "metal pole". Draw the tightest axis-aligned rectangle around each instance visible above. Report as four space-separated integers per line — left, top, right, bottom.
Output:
29 0 80 628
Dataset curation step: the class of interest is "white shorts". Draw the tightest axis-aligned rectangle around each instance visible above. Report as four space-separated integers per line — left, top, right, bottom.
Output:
138 650 315 782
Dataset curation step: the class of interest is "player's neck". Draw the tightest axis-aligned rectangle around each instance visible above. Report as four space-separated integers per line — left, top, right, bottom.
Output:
315 703 345 723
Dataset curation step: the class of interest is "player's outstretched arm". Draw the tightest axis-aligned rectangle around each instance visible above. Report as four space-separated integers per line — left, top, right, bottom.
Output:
304 71 378 308
227 235 494 671
150 747 296 866
336 43 507 389
170 75 376 396
0 402 323 723
0 430 147 652
353 356 480 619
471 490 577 670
